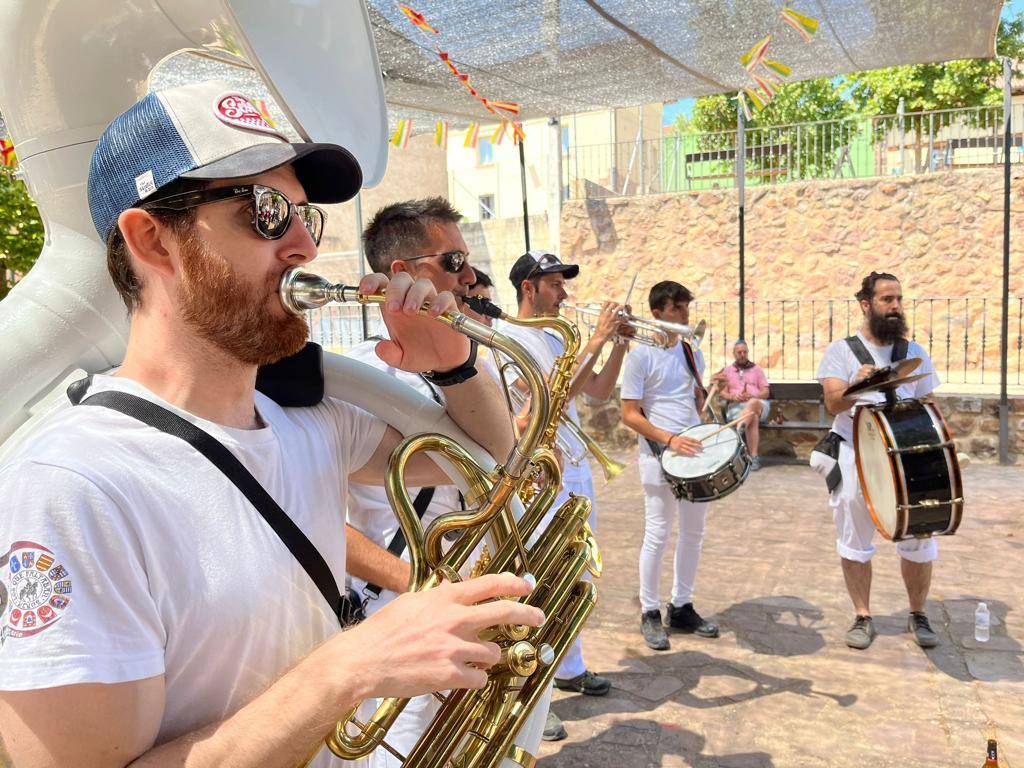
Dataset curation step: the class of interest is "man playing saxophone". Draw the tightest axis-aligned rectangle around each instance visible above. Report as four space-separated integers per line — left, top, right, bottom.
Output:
498 250 629 740
0 81 542 768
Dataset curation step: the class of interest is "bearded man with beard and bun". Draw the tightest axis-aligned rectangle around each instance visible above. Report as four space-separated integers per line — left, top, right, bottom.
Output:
817 272 942 651
0 81 542 768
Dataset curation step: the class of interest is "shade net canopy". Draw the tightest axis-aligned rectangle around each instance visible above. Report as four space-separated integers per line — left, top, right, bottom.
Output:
370 0 1003 124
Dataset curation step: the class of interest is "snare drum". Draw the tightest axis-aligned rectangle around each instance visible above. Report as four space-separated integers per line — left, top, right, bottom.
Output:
854 399 963 541
660 423 751 502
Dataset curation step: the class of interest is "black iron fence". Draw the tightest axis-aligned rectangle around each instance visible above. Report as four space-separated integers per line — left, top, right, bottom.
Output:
564 297 1024 388
311 297 1023 390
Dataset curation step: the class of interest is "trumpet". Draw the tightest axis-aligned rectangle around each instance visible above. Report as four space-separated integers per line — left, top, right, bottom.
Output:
503 372 626 483
563 303 706 349
280 268 600 768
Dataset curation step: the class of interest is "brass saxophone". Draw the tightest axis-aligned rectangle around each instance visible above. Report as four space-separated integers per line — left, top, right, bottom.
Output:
280 270 601 768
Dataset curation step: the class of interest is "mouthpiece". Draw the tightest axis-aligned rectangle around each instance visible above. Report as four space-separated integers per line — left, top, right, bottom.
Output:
464 295 505 320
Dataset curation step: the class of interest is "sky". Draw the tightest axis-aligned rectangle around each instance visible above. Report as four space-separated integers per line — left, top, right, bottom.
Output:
661 0 1024 126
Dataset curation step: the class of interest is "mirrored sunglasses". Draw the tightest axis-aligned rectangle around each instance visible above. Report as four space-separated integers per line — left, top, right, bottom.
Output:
402 250 469 274
143 184 326 246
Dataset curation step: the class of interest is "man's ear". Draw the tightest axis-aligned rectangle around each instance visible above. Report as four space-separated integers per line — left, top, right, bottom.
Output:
117 208 178 279
520 279 534 301
390 259 409 278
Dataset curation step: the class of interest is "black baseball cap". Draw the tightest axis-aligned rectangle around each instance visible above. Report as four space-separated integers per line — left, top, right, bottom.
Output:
508 250 580 287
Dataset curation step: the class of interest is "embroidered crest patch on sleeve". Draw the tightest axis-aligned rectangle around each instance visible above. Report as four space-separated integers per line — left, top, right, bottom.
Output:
3 541 72 641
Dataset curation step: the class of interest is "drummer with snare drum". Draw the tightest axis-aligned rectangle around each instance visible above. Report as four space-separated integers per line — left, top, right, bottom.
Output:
620 280 721 651
816 271 943 651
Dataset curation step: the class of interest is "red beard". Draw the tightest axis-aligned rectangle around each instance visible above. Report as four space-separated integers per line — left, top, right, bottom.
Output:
178 233 309 366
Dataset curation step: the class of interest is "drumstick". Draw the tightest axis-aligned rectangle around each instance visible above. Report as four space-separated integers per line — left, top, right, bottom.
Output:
701 380 720 414
699 414 748 443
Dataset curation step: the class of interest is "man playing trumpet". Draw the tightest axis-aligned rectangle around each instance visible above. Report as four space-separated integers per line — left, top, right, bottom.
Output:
620 281 720 651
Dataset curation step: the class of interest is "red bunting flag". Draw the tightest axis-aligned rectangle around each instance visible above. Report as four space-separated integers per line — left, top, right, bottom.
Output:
0 139 16 168
398 3 438 34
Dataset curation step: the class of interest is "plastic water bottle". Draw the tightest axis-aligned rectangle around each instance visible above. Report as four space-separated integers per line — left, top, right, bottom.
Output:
974 602 990 642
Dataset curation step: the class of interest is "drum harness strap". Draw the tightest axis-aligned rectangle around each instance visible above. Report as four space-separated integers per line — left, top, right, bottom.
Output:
817 335 910 493
641 341 706 502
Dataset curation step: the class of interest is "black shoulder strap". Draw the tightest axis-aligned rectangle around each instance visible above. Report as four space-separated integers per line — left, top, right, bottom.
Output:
363 485 434 599
892 337 909 362
680 341 707 398
846 334 909 364
75 388 345 624
844 335 874 366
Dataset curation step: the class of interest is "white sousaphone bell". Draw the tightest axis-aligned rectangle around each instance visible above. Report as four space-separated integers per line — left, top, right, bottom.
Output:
0 2 549 762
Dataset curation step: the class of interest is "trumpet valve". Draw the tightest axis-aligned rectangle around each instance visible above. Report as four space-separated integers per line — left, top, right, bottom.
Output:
497 641 555 676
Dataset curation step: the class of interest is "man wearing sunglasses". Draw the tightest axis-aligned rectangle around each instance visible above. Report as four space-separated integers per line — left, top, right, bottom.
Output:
0 81 541 768
343 197 479 768
498 251 631 740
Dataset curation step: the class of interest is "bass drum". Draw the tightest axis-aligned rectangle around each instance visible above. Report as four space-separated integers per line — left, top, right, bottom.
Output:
854 399 964 541
659 423 750 502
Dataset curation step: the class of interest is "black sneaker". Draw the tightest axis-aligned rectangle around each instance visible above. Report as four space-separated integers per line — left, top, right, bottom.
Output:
641 609 670 650
553 670 611 696
845 615 877 649
667 603 720 638
908 612 938 648
542 710 567 741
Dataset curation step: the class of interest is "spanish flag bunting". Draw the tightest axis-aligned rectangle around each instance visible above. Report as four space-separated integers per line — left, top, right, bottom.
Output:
739 34 771 72
487 100 520 116
744 87 767 112
464 123 480 149
0 139 16 168
398 3 438 34
390 118 413 148
780 6 819 43
763 58 792 80
511 121 526 144
434 120 449 149
736 92 754 122
491 121 507 145
752 74 776 101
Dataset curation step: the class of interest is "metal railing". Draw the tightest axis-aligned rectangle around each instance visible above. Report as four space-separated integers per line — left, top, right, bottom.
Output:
307 296 1024 390
634 297 1023 388
566 104 1024 199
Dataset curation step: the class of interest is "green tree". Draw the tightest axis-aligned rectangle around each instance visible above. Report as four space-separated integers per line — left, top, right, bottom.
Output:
0 169 45 300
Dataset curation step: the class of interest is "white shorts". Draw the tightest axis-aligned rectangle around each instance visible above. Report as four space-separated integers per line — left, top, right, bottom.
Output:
830 442 938 564
726 400 771 425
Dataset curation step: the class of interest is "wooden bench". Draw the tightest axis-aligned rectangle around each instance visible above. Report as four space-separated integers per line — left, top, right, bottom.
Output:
762 381 829 429
684 143 789 186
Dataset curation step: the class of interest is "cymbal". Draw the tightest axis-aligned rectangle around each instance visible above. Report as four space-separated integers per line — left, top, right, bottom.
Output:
846 372 930 397
843 357 923 397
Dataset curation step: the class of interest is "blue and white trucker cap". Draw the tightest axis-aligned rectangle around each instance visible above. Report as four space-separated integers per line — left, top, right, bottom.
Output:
87 80 362 240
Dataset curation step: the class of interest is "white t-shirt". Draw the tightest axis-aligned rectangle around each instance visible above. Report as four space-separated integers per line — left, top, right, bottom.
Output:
817 332 941 442
621 342 706 457
344 339 461 615
0 375 385 764
493 319 588 481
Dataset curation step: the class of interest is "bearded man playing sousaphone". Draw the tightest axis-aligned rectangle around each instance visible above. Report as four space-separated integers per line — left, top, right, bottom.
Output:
0 80 542 767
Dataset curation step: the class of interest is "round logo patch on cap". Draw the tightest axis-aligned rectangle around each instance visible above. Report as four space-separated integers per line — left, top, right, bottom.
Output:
214 93 285 139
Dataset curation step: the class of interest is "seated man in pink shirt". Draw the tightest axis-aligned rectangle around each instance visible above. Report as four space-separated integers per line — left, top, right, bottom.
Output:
718 340 771 470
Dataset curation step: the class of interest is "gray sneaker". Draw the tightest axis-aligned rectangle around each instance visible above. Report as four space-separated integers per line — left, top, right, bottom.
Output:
750 456 763 471
641 609 670 650
542 710 567 741
845 615 877 649
908 612 938 648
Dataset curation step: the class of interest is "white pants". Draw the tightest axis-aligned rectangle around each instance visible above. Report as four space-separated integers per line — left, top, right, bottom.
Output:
638 470 709 614
831 442 938 564
541 466 596 681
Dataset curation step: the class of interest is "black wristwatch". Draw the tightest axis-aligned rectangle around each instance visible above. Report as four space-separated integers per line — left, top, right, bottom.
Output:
422 340 479 386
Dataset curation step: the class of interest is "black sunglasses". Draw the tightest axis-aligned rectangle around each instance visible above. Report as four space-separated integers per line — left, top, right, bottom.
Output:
401 250 469 274
143 184 326 246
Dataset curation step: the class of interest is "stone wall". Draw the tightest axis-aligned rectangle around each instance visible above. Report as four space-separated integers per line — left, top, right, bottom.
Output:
577 389 1024 465
560 169 1024 380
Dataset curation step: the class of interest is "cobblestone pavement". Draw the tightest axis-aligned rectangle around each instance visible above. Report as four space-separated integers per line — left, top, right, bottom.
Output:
539 457 1023 768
